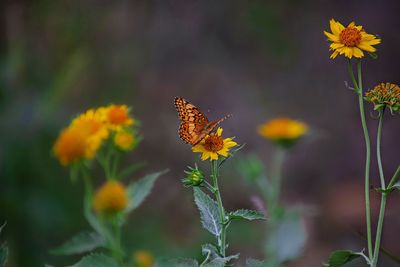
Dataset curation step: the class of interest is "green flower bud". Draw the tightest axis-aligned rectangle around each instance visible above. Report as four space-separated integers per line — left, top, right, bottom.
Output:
182 165 204 187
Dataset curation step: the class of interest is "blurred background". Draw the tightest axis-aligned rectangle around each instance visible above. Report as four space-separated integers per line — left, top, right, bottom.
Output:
0 0 399 266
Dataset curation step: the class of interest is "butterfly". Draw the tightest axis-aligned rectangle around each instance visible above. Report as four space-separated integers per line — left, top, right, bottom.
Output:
174 97 232 145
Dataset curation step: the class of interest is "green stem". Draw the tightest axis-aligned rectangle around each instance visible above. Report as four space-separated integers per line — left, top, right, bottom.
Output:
264 148 286 267
211 160 227 257
372 109 387 267
111 217 124 266
348 60 373 260
270 148 286 211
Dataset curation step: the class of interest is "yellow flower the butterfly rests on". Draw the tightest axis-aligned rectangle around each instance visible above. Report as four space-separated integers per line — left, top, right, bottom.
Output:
192 127 237 161
324 19 381 59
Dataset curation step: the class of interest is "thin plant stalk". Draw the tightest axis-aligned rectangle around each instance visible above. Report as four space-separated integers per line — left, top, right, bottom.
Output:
372 109 387 267
211 160 227 257
111 218 124 266
265 147 286 267
270 148 286 212
347 60 373 260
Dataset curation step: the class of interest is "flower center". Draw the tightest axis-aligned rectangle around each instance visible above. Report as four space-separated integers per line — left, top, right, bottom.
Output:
339 27 362 47
203 135 224 152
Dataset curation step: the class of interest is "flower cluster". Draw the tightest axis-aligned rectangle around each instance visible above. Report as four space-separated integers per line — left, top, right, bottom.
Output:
258 118 308 147
53 104 137 166
324 19 381 59
365 82 400 113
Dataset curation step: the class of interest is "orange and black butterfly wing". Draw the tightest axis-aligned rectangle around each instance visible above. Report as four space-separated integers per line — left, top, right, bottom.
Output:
195 114 232 144
174 97 209 145
174 97 232 145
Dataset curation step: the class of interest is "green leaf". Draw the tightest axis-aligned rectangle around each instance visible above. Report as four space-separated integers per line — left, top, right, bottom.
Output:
50 231 105 255
245 258 265 267
201 243 220 259
126 170 168 212
203 254 239 267
67 253 118 267
228 209 265 221
155 258 199 267
266 212 306 263
118 162 145 180
193 188 221 237
324 250 362 267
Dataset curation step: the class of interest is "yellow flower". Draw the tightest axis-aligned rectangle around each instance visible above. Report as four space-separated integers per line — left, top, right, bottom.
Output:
101 104 134 131
93 180 128 215
324 19 381 59
365 82 400 113
192 128 237 161
114 130 135 151
71 109 109 159
133 250 155 267
258 118 308 146
53 126 91 166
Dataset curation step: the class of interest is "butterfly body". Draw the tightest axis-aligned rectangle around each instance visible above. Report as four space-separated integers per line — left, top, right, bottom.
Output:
174 97 231 145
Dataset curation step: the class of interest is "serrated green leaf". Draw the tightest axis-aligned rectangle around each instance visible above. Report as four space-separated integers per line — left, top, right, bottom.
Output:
201 243 220 258
203 253 239 267
126 169 167 212
229 209 265 221
50 231 105 255
155 258 199 267
245 258 264 267
324 250 361 267
193 188 221 237
67 253 118 267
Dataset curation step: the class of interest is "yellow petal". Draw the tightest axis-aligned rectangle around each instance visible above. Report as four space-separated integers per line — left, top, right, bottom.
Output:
361 33 380 41
216 127 223 136
364 38 381 45
330 50 339 59
348 22 355 27
217 148 229 157
353 47 364 58
201 152 210 161
335 20 345 32
330 43 344 49
357 42 376 52
344 47 353 58
192 144 206 153
329 19 343 35
209 152 219 160
324 31 339 42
